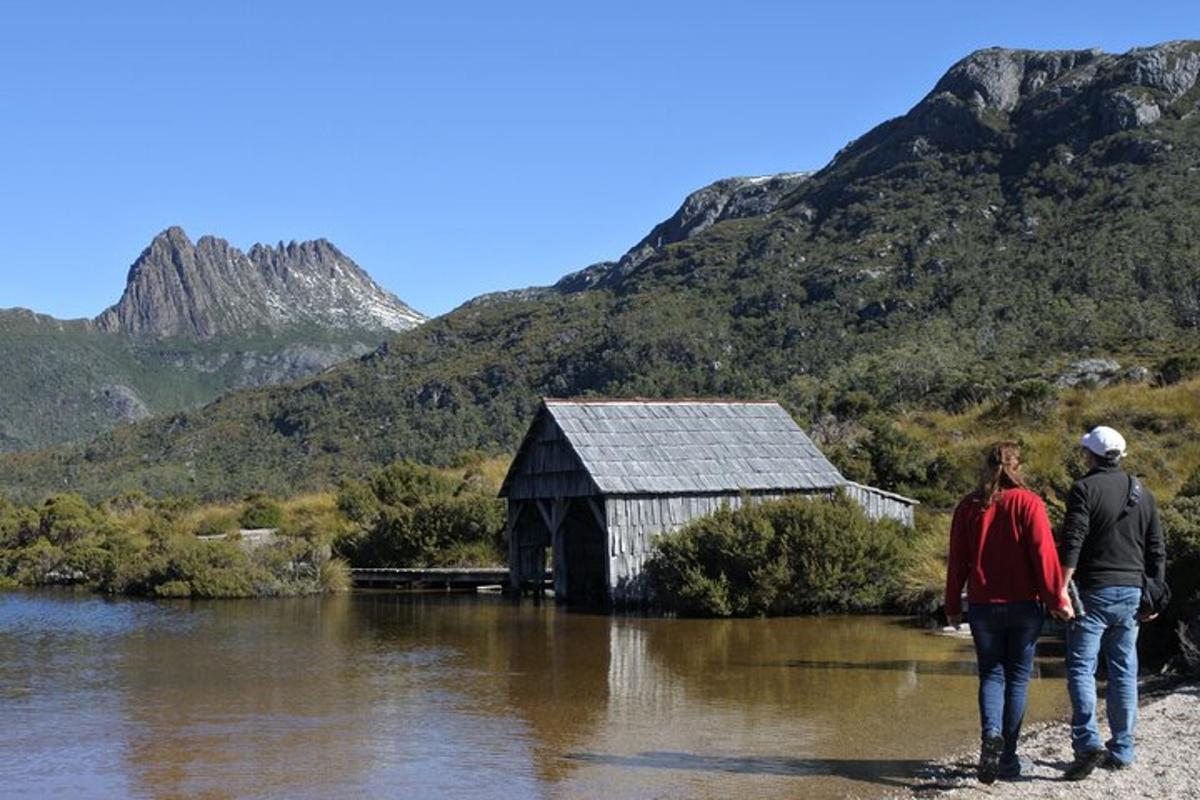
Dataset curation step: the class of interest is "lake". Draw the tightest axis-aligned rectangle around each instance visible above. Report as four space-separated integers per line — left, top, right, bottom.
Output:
0 590 1070 799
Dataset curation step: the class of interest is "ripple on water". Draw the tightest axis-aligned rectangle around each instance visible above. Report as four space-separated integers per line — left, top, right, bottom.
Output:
0 591 200 641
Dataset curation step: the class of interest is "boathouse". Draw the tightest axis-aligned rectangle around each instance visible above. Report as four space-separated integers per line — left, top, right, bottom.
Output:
499 399 917 606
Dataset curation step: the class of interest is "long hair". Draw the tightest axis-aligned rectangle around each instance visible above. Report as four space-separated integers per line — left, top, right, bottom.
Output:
976 441 1026 506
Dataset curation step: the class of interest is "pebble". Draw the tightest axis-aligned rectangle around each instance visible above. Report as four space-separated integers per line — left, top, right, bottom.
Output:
892 685 1200 800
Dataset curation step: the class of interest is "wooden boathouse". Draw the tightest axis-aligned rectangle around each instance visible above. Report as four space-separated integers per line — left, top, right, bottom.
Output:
499 399 917 606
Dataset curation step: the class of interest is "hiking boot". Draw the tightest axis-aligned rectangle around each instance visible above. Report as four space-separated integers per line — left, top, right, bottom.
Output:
978 733 1004 784
1101 751 1132 771
1063 747 1108 781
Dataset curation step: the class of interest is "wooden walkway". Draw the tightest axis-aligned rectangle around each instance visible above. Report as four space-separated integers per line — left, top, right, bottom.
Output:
350 567 551 591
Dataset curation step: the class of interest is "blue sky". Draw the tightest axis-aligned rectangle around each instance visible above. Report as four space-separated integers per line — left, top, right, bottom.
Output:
1 1 1195 319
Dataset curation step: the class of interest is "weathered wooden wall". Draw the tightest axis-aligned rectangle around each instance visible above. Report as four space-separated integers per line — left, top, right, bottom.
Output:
605 492 791 604
504 414 597 500
842 482 916 527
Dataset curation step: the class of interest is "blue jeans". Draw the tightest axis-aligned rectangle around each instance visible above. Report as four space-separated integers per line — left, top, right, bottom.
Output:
1066 585 1141 765
968 600 1044 767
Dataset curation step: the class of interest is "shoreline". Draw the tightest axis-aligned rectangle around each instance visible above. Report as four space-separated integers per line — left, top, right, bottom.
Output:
889 680 1200 799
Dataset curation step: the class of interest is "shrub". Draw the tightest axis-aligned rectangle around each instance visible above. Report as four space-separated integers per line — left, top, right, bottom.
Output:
645 493 913 617
334 461 506 568
239 494 283 529
1161 496 1200 617
995 379 1058 421
1159 354 1200 386
1178 468 1200 499
335 478 379 524
320 557 352 592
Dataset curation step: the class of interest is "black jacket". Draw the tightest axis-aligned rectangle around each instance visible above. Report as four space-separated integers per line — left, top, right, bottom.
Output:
1059 463 1167 590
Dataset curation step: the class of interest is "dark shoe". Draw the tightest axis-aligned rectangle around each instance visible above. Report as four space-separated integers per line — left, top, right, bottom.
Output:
1064 748 1108 781
998 756 1023 780
1101 751 1132 771
978 733 1004 784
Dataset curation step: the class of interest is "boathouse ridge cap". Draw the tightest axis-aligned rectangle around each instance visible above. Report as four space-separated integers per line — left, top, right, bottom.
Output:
500 398 850 497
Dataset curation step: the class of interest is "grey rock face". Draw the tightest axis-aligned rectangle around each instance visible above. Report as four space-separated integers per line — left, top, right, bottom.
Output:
1102 89 1163 131
94 384 151 422
1055 358 1123 388
95 227 425 339
932 47 1102 113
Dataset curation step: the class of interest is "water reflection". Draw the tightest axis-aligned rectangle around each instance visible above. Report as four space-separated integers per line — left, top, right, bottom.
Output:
0 592 1071 800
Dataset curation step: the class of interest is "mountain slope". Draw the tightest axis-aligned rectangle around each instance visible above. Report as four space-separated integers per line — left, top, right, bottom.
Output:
0 229 424 452
3 41 1200 501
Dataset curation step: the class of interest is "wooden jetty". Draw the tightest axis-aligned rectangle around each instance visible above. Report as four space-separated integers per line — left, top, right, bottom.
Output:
350 567 550 592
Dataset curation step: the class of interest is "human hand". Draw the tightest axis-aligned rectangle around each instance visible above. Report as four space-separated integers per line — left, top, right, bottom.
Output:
1051 605 1074 622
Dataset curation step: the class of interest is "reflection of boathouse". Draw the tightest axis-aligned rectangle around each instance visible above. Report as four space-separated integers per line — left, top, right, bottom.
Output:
499 399 917 606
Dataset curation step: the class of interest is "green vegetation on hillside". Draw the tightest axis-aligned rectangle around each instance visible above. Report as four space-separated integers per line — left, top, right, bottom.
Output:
0 311 386 453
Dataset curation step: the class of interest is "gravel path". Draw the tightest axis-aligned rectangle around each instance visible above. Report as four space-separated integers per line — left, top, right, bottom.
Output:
898 685 1200 800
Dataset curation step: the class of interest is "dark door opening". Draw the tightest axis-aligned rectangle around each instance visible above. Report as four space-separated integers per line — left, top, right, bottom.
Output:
561 499 608 607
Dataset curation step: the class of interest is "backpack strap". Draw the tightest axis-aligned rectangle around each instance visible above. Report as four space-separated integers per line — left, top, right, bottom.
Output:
1119 474 1143 520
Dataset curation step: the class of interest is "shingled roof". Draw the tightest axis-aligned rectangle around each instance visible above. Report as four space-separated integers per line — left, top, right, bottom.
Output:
502 399 846 496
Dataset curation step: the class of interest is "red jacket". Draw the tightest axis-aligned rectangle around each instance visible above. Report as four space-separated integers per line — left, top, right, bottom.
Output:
944 487 1067 617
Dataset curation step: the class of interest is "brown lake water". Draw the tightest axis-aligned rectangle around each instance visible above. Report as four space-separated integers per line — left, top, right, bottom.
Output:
0 591 1070 799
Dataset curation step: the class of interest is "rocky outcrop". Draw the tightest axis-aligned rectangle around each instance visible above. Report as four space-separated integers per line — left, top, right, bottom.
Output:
821 41 1200 191
95 227 425 339
620 173 811 270
94 384 151 422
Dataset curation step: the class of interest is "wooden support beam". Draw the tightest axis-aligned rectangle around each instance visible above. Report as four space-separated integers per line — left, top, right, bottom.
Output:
586 496 607 532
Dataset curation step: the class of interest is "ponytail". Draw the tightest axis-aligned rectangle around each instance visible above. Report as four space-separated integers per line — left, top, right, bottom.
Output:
976 441 1025 506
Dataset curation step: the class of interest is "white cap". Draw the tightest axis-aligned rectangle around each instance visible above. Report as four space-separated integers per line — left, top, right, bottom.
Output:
1081 426 1126 459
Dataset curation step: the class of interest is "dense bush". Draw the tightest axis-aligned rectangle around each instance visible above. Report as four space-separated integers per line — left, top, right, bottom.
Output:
239 493 284 529
994 379 1058 421
333 461 505 568
644 493 914 617
1161 496 1200 616
1158 354 1200 386
829 418 959 508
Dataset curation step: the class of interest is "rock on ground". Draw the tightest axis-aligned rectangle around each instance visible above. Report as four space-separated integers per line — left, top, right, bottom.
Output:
898 685 1200 800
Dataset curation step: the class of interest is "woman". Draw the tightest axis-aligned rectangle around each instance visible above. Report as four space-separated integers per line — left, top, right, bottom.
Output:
945 442 1071 783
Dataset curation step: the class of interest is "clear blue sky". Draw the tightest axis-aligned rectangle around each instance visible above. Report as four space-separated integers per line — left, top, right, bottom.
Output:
1 1 1195 319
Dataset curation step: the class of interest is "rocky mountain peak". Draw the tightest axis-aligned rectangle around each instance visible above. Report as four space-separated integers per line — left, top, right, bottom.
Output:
815 40 1200 203
95 227 425 339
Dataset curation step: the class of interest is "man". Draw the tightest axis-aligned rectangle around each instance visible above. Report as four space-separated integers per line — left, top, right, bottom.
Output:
1058 425 1167 780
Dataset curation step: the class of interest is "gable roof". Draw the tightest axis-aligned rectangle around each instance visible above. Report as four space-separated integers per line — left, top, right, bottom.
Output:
501 399 846 497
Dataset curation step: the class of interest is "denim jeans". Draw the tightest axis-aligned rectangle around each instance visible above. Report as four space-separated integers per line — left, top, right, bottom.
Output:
1066 585 1141 765
968 600 1044 767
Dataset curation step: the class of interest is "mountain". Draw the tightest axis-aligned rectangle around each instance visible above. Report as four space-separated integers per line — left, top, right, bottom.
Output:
3 40 1200 501
95 227 422 338
0 229 424 452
